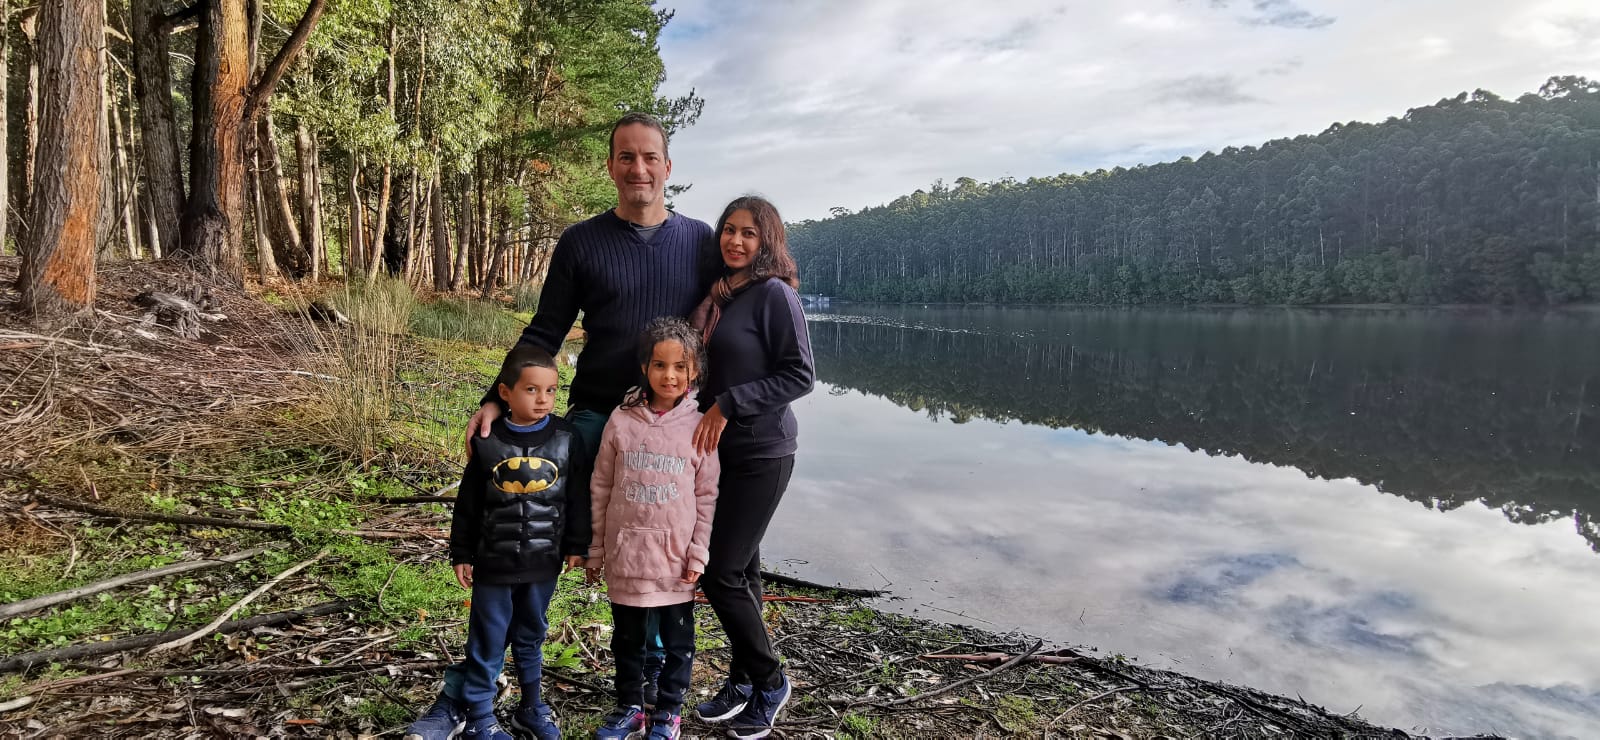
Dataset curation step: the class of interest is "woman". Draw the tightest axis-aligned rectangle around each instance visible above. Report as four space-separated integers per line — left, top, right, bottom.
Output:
689 195 815 740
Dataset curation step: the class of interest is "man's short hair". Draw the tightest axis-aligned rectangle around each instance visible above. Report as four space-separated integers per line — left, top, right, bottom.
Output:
609 112 670 159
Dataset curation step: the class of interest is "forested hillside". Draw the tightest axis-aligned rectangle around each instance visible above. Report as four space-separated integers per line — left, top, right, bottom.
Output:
790 77 1600 306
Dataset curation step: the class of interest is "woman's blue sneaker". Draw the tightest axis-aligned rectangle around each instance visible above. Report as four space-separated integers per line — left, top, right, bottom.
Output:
594 705 647 740
725 673 790 739
509 703 560 740
694 679 752 723
403 695 466 740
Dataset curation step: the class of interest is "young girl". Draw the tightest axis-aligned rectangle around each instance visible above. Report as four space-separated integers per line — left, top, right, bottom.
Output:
587 317 720 740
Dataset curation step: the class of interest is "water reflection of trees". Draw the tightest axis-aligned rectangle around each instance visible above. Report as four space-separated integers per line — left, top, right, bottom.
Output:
808 312 1599 551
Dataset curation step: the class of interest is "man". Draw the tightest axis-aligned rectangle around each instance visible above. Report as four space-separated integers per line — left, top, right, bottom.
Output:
406 112 714 740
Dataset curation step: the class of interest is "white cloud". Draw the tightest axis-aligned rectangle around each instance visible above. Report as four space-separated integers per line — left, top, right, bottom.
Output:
657 0 1600 224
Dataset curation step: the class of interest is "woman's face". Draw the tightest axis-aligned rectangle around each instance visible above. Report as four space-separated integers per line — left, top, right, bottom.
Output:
720 209 761 273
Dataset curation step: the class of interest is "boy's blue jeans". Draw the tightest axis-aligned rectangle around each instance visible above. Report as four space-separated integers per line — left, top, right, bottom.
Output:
454 578 557 720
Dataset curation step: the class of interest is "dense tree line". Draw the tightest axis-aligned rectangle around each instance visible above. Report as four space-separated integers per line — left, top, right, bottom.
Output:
807 310 1600 550
791 77 1600 306
8 0 699 318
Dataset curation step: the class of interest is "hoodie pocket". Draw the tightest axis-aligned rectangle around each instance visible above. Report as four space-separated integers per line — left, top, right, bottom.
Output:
612 527 677 580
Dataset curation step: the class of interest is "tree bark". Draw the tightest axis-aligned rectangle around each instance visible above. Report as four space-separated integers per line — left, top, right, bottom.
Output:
0 0 9 257
110 79 139 260
451 171 470 291
430 169 451 292
346 151 364 277
257 113 307 276
177 0 250 280
20 0 106 317
129 0 184 259
365 23 398 280
20 9 39 223
250 142 279 279
294 116 324 281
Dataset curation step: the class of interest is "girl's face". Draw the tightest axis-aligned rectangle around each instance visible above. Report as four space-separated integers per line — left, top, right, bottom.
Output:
720 209 761 273
497 365 560 426
644 340 696 409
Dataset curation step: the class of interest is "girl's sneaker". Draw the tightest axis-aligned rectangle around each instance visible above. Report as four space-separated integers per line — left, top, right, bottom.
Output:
725 673 791 740
594 705 647 740
694 679 752 723
646 708 682 740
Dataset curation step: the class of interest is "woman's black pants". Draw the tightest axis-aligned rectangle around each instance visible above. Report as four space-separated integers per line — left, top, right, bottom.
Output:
700 454 794 691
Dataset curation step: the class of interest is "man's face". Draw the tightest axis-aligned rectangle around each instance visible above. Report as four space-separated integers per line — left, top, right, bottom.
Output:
607 124 672 211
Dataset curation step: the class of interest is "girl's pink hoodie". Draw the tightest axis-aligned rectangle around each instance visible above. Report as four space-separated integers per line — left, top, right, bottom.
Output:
588 391 720 607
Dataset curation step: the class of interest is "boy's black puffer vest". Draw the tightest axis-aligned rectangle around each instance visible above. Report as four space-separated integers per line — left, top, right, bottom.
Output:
465 423 578 582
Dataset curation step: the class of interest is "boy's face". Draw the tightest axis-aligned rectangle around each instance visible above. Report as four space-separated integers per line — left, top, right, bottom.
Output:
498 365 560 426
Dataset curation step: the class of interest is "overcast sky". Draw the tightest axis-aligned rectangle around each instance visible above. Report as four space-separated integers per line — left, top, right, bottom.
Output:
654 0 1600 223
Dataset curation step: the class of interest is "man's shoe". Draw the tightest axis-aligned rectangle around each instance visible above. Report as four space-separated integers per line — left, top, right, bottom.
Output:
461 714 515 740
403 695 467 740
725 674 790 740
594 705 648 740
646 708 681 739
508 703 560 740
694 679 752 723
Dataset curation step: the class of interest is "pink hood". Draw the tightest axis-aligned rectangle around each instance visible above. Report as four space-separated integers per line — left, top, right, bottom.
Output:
588 390 720 607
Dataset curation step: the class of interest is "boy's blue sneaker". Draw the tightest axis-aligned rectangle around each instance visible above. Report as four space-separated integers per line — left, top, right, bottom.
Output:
693 679 752 723
403 695 467 740
646 708 681 740
461 714 515 740
508 703 560 740
725 673 790 740
594 705 647 740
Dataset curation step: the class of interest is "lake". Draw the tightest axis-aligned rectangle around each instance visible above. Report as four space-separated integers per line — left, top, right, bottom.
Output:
765 305 1600 739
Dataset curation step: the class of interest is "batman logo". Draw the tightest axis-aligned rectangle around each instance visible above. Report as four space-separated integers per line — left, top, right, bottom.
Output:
491 457 559 495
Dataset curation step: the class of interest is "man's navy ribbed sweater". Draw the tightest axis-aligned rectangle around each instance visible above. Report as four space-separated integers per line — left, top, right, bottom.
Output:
487 210 715 413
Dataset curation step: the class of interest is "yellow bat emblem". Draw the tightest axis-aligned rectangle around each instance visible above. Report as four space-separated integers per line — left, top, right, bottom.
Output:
491 456 559 495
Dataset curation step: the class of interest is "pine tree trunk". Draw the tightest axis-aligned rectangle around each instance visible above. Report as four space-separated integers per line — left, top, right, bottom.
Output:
178 0 250 281
130 0 184 259
21 0 106 317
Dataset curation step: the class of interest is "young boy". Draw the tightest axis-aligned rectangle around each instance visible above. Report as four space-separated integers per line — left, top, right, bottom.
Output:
430 346 590 740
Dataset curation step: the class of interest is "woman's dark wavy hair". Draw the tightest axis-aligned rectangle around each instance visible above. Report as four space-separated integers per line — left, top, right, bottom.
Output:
624 316 707 408
715 195 799 289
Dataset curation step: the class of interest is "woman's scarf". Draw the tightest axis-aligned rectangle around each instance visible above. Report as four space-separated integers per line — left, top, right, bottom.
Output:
690 272 755 344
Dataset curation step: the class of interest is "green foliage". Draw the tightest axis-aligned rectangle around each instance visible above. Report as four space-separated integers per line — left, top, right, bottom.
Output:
512 283 541 313
792 77 1600 306
410 298 527 346
839 712 879 739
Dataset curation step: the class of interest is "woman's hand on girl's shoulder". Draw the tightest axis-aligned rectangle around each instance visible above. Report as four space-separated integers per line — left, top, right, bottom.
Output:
693 403 728 455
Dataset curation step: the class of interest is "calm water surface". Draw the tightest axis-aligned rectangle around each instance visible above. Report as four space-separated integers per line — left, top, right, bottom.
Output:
766 305 1599 739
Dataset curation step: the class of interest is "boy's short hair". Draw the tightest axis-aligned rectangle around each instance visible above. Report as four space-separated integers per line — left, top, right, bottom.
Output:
496 345 558 389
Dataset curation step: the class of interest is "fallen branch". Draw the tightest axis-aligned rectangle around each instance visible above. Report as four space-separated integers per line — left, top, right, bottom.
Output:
544 667 614 696
1045 685 1143 733
695 595 833 604
0 600 352 674
340 528 449 540
0 544 280 620
760 570 885 598
32 493 289 533
149 549 328 654
917 651 1079 666
828 640 1043 709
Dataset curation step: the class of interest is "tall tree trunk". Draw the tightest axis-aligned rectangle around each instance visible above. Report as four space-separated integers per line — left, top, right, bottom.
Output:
177 0 250 280
364 23 398 280
346 151 364 277
21 0 106 317
110 80 138 259
451 171 470 291
0 0 9 256
431 169 450 292
20 10 39 223
402 166 421 280
294 117 324 281
257 113 307 276
250 145 279 279
129 0 184 259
